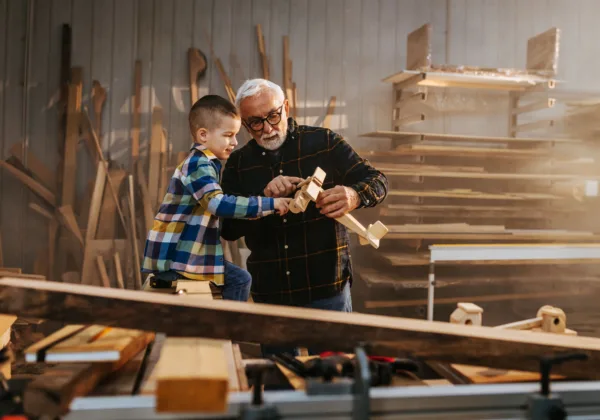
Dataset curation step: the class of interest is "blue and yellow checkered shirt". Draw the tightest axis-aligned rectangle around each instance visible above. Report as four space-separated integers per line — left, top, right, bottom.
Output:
142 144 275 284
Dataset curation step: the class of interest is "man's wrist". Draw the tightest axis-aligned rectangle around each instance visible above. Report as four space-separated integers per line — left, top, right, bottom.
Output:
347 186 361 210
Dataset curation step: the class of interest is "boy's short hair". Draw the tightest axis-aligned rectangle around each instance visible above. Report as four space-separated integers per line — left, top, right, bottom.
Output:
189 95 239 140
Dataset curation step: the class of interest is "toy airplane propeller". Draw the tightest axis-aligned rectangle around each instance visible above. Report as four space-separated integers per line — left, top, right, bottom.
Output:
289 167 389 249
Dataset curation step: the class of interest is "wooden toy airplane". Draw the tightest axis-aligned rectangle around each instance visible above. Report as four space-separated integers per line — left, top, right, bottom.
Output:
289 167 389 249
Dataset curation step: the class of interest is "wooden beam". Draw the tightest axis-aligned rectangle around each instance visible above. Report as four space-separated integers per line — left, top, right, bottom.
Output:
9 141 57 191
0 160 56 206
114 252 125 289
188 48 207 106
2 279 600 378
81 108 128 232
57 205 84 247
322 96 336 129
359 130 580 144
92 80 107 146
61 67 83 207
128 175 143 290
148 107 162 210
381 168 599 181
388 189 562 201
0 230 3 267
96 256 111 288
256 24 270 80
131 61 141 166
136 162 155 233
359 145 548 159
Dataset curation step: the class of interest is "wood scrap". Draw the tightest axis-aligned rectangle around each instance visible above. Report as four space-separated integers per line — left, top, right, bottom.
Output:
22 329 152 418
406 23 431 70
131 61 141 166
114 252 125 289
61 67 83 207
136 162 155 233
148 107 162 210
25 325 154 363
91 80 107 147
4 279 600 379
322 96 336 129
188 47 207 106
29 202 54 220
142 338 229 413
96 168 127 239
9 141 57 191
128 175 142 290
96 256 111 288
0 160 56 206
526 27 560 76
256 24 270 79
81 107 128 232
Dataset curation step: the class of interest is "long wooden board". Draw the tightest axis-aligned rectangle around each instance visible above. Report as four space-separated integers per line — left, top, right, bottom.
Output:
2 279 600 378
359 130 582 144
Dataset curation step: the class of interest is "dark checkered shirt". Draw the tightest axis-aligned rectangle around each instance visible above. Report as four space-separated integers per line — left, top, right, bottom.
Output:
221 118 388 305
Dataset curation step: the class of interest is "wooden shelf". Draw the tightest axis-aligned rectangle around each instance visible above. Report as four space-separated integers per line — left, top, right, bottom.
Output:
385 228 599 241
378 164 600 181
382 252 600 267
381 204 580 219
359 131 583 144
358 145 551 159
382 70 553 91
389 189 563 201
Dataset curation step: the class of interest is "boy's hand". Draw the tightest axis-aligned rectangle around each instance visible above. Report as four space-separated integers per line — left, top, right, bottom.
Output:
274 198 292 215
264 176 304 198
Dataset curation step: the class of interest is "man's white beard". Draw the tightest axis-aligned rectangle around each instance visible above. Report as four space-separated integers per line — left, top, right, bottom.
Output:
257 132 286 151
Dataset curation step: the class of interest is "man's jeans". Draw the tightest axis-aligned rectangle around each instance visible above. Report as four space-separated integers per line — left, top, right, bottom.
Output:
152 260 252 302
255 281 353 357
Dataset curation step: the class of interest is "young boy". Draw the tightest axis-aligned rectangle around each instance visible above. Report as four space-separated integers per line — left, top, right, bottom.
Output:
142 95 290 301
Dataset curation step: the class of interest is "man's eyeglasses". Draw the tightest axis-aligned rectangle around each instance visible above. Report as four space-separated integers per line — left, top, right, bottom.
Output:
244 104 284 132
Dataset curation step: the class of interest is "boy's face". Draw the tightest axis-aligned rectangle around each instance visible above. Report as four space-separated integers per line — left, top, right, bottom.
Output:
196 115 241 160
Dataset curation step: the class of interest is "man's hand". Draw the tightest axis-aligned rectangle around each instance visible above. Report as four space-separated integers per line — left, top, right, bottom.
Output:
315 186 360 218
263 175 304 198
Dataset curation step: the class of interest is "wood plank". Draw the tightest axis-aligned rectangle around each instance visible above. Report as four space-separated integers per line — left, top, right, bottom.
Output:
96 169 127 239
0 160 56 206
377 163 485 173
383 252 600 267
128 176 142 290
148 107 162 210
406 23 431 70
136 162 155 233
131 60 141 165
141 337 229 413
24 324 85 362
8 141 57 191
3 279 600 379
83 163 106 244
383 168 598 182
358 145 549 159
385 232 599 241
96 256 111 288
61 67 82 207
57 205 84 246
32 326 153 363
22 329 151 418
114 252 125 289
359 130 582 144
526 27 560 75
388 189 562 201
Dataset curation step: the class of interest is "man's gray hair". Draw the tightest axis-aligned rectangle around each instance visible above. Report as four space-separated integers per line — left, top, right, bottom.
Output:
235 78 285 108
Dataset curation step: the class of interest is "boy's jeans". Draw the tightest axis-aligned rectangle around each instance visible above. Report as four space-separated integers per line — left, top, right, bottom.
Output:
152 260 251 302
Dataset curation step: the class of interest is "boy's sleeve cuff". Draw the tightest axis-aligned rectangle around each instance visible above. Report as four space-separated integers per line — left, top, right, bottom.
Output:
259 197 275 216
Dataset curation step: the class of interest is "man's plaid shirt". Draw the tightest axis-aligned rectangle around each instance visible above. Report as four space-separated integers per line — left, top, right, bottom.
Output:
142 144 275 284
221 118 388 304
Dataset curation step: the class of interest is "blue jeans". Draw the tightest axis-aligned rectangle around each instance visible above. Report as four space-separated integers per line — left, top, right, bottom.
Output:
152 260 251 302
257 281 352 358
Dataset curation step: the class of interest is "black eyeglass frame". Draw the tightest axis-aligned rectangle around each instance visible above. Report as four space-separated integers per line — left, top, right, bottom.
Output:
243 103 285 133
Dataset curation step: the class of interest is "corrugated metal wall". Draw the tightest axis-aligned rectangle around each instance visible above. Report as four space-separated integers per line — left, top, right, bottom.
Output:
1 0 599 272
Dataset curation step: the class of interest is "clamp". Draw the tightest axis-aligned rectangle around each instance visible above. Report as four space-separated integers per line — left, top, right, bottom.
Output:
527 352 588 420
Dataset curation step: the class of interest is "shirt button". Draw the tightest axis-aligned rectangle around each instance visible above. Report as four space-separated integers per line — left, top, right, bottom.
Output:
286 271 290 275
279 169 283 174
284 245 288 249
283 219 287 223
262 152 266 156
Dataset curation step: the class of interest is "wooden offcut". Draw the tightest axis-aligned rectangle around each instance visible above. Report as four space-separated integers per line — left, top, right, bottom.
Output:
3 279 600 379
526 27 560 75
61 67 83 207
143 338 229 413
406 23 431 70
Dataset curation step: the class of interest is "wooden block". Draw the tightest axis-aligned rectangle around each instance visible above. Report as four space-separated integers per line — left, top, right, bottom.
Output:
406 23 431 70
175 280 212 295
143 337 229 413
526 27 560 75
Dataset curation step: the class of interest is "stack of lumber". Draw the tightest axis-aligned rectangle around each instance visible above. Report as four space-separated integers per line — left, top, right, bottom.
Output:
18 278 247 418
351 22 600 320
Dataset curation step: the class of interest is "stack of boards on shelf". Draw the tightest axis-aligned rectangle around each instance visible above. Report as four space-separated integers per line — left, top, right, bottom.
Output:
352 23 600 318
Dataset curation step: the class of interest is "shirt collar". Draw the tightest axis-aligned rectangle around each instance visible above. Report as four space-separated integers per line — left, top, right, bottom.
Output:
191 143 219 160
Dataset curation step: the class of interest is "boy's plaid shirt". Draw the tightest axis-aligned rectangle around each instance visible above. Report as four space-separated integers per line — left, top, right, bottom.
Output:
142 144 274 284
221 118 388 305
